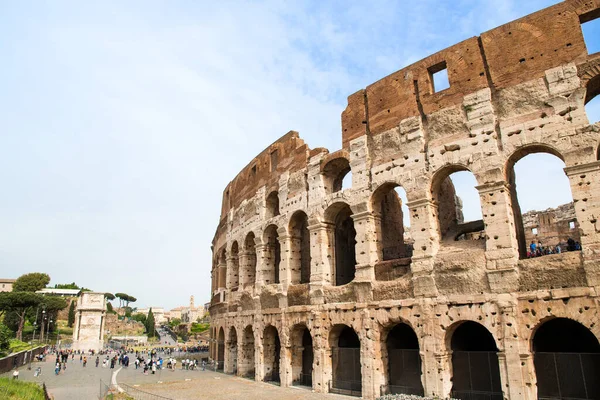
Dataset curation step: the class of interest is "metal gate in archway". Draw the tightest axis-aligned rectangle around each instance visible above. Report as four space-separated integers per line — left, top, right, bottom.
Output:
330 347 362 397
535 352 600 399
450 351 503 400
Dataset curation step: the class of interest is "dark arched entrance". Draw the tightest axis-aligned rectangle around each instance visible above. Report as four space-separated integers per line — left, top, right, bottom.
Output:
263 325 281 383
330 325 361 396
291 325 313 387
385 324 424 396
450 321 502 399
533 318 600 399
217 327 225 371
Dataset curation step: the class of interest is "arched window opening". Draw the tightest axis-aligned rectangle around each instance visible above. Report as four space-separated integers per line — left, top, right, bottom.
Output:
240 325 255 379
218 248 227 290
291 325 313 387
330 325 361 396
434 170 484 243
326 203 357 286
289 211 311 284
243 232 257 287
266 191 280 219
263 326 281 383
509 152 578 259
384 324 424 396
226 327 238 375
263 225 281 284
449 321 501 399
230 242 240 290
533 318 600 399
217 327 225 371
323 157 351 193
372 184 413 262
585 74 600 125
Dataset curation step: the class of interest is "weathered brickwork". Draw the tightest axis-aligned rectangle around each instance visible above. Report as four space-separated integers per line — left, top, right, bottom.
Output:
210 1 600 399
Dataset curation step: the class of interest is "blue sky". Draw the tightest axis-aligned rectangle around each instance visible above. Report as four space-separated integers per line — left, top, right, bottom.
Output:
0 1 598 309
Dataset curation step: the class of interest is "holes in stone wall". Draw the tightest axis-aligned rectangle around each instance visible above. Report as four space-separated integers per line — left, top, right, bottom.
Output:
230 241 240 290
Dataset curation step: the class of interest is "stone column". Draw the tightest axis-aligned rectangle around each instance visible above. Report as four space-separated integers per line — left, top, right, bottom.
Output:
254 243 268 290
477 181 520 293
313 335 331 393
565 161 600 287
307 220 334 304
496 297 536 399
351 208 378 282
359 319 381 400
226 256 239 291
406 198 440 297
277 228 292 289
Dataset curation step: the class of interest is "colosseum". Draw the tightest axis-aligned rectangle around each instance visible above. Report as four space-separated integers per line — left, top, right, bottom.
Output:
209 1 600 399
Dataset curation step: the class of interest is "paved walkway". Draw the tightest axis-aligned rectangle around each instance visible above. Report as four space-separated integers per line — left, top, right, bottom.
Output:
2 353 349 400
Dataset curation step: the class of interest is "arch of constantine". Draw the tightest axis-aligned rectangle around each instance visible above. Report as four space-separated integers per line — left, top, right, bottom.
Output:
209 1 600 398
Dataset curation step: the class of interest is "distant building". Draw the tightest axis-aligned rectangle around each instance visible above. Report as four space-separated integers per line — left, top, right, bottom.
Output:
35 288 81 297
181 296 205 323
0 278 15 292
136 307 167 325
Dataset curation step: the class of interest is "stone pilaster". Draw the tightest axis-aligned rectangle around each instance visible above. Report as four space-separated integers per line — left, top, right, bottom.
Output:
307 220 334 304
351 209 378 282
254 243 267 290
565 161 600 287
406 198 440 297
277 228 292 289
477 181 520 292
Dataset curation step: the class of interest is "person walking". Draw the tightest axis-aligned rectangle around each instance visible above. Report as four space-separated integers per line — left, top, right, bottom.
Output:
55 363 60 375
13 369 19 380
95 356 100 367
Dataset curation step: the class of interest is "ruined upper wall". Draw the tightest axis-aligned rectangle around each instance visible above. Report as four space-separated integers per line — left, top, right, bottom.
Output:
341 0 598 148
218 131 310 220
217 0 600 232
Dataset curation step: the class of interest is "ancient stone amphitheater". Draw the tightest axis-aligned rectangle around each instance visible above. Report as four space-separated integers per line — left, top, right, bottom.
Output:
209 1 600 399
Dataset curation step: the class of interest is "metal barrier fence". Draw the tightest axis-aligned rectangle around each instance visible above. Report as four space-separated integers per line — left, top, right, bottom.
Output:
450 351 503 400
535 352 600 400
99 379 114 399
329 378 362 397
120 383 173 400
380 384 424 396
293 373 312 387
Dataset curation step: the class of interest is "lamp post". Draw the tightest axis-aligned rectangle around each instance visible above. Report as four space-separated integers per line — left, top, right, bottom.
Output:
48 319 53 344
40 309 46 343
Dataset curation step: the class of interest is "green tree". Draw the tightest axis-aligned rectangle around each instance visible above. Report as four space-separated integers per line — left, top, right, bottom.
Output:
146 308 155 338
13 273 50 292
67 301 76 328
168 318 181 329
104 293 115 301
131 313 147 325
54 282 91 291
106 302 116 314
0 323 11 357
0 292 43 341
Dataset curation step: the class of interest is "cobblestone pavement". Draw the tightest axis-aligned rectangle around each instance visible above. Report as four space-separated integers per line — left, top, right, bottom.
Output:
2 353 348 400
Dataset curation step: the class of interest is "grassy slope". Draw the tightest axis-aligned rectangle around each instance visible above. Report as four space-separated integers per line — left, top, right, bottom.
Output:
0 377 45 400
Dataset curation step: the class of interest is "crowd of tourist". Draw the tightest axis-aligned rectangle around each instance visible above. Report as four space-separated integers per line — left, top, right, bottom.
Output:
527 237 581 258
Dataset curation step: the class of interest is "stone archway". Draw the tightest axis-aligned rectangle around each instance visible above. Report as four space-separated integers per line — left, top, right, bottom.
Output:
290 324 313 387
533 318 600 399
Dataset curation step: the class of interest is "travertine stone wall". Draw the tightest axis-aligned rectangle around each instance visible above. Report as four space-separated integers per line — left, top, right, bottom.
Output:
210 1 600 399
72 292 106 352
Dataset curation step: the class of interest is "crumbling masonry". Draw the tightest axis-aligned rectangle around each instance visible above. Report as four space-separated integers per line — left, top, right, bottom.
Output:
209 1 600 399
